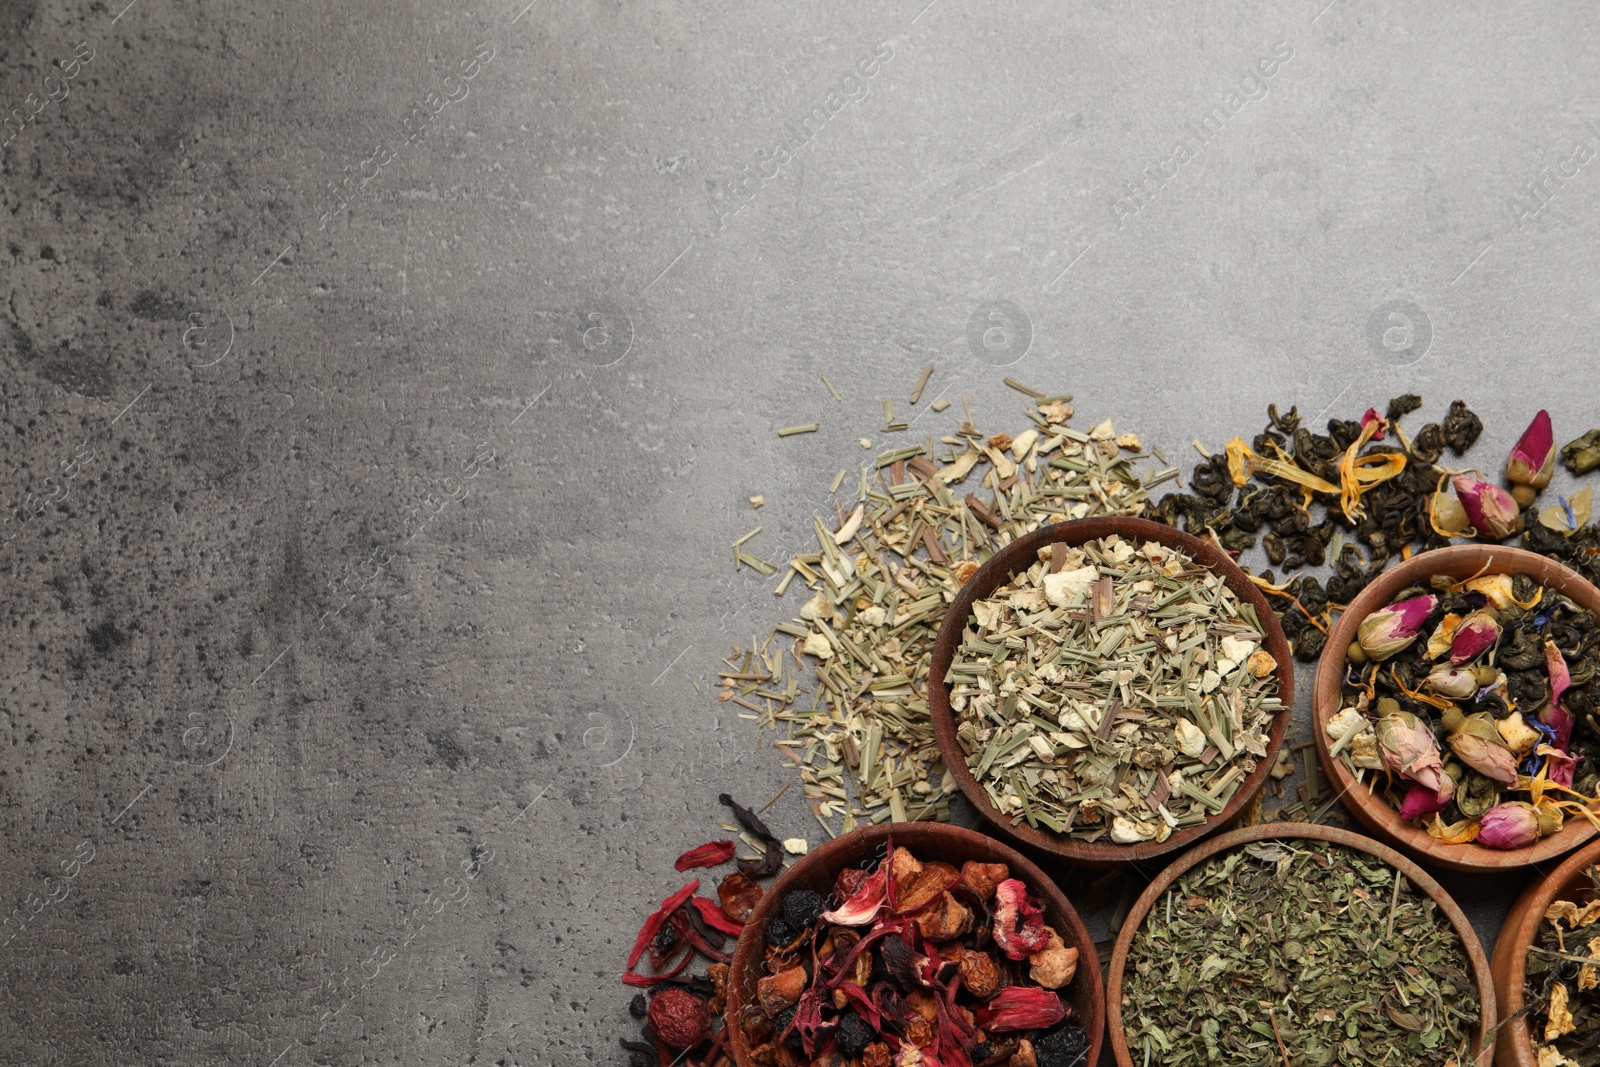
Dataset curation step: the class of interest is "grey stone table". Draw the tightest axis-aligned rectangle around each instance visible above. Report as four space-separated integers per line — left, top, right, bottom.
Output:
3 0 1596 1062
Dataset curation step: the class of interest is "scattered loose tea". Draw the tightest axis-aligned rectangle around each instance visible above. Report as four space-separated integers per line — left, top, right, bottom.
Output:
1123 839 1480 1067
737 843 1089 1067
620 796 790 1067
1326 571 1600 848
1526 866 1600 1067
727 394 1157 834
946 534 1284 841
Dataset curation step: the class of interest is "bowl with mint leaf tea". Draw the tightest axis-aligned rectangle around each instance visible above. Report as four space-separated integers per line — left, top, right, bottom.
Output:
930 516 1294 867
1108 822 1493 1067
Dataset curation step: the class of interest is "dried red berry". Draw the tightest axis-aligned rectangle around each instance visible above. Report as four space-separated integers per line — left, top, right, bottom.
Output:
649 987 711 1050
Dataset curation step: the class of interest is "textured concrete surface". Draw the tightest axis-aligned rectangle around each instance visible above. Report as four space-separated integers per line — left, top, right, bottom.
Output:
4 0 1600 1063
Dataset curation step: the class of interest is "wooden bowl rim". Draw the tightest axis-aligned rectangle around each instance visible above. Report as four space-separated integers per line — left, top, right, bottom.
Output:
722 821 1106 1067
1311 543 1600 872
1104 821 1497 1067
1489 835 1600 1067
928 515 1295 868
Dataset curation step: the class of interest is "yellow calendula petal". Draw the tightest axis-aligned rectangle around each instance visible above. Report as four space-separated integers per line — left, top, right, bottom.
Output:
1546 981 1576 1041
1424 813 1481 844
1426 614 1463 660
1225 437 1341 503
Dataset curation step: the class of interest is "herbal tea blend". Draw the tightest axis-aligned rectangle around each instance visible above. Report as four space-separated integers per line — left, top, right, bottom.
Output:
1123 840 1480 1067
1326 571 1600 849
619 795 791 1067
1526 867 1600 1067
738 844 1090 1067
729 388 1162 836
946 534 1283 842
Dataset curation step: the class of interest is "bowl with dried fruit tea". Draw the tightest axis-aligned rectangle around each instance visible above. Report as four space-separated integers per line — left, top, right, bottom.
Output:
1491 836 1600 1067
724 821 1103 1067
1313 544 1600 871
929 516 1294 867
1107 822 1493 1067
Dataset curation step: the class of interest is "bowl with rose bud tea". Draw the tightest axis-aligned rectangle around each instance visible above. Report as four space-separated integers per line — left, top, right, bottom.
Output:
725 821 1103 1067
1314 543 1600 871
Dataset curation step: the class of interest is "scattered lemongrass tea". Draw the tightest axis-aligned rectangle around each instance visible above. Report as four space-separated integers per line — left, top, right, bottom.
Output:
1526 867 1600 1067
1123 839 1480 1067
946 534 1283 842
738 845 1089 1067
723 394 1159 835
1326 571 1600 849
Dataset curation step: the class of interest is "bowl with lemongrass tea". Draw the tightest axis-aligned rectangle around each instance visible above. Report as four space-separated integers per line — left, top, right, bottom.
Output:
724 821 1104 1067
1106 822 1493 1067
1313 543 1600 872
1490 835 1600 1067
928 516 1294 867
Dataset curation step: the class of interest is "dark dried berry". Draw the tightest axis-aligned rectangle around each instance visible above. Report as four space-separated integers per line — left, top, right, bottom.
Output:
781 889 825 930
835 1012 875 1058
1036 1023 1091 1067
629 994 648 1019
774 1005 804 1053
765 916 798 948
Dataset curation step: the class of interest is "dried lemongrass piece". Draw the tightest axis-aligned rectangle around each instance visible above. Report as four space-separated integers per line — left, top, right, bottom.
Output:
730 395 1153 835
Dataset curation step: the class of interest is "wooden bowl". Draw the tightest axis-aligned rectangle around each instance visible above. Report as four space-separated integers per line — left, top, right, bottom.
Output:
1311 544 1600 872
724 821 1104 1067
1106 822 1496 1067
1489 836 1600 1066
928 516 1295 869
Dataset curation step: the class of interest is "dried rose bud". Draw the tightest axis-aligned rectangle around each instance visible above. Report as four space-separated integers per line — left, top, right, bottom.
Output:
1507 410 1557 489
1478 801 1555 850
974 987 1066 1033
1449 609 1502 665
1424 666 1479 699
958 949 1003 999
1453 476 1525 539
1357 594 1436 660
1028 929 1079 990
959 860 1010 901
1375 711 1445 794
1447 711 1519 786
648 987 711 1049
1399 775 1454 821
992 879 1051 960
757 965 807 1015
